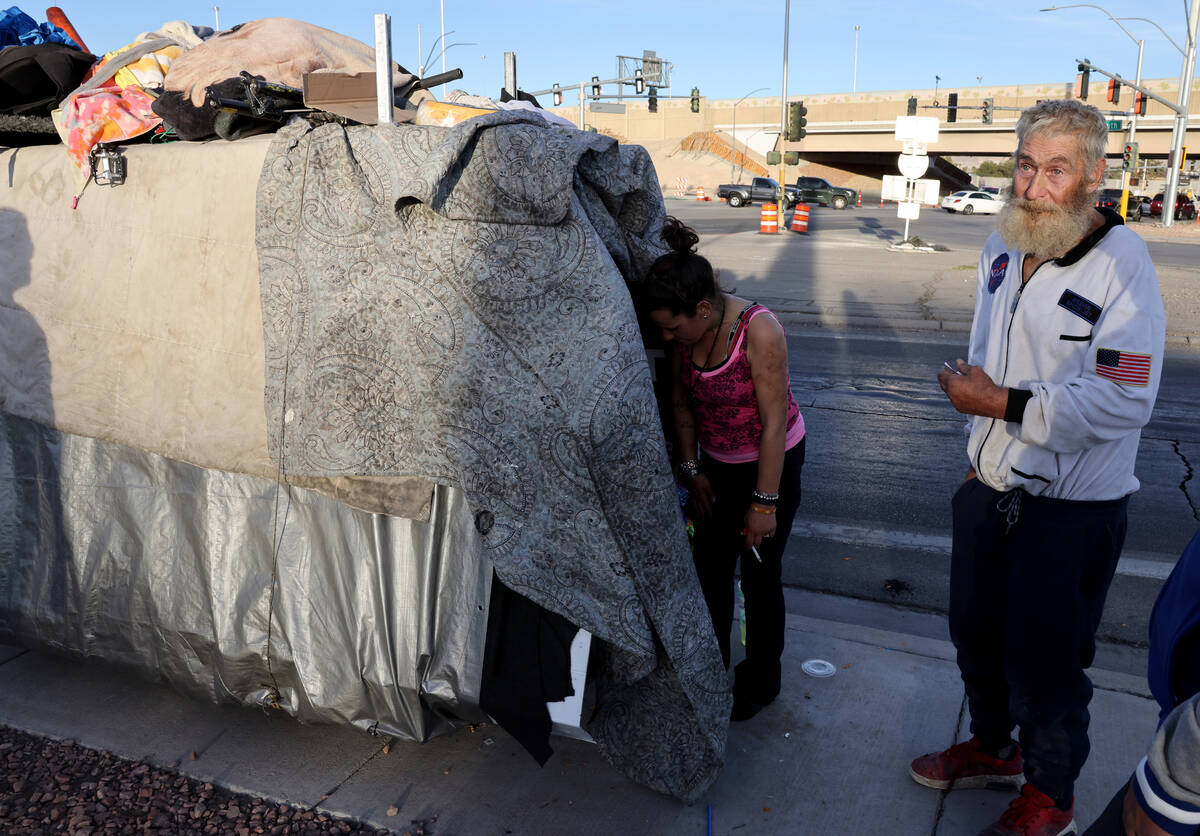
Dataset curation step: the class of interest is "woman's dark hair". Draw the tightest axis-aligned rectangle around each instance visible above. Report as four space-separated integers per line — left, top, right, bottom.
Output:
640 216 721 316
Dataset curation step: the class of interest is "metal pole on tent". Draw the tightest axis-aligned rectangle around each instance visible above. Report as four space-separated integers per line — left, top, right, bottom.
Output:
375 14 393 126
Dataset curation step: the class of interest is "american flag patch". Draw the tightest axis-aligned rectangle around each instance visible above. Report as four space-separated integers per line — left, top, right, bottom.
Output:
1095 348 1152 386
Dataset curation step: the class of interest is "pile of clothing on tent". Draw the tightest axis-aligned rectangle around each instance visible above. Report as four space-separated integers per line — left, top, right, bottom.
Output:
1 11 573 195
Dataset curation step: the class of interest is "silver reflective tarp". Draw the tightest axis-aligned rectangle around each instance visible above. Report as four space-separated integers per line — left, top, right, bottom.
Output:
0 412 490 741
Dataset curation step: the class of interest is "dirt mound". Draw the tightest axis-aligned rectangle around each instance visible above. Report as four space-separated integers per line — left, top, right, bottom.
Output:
624 132 768 197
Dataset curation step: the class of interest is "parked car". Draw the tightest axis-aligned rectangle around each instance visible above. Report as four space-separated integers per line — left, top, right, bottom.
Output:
717 177 798 208
1094 188 1124 212
1149 192 1199 220
940 190 1004 215
792 176 857 209
979 186 1001 195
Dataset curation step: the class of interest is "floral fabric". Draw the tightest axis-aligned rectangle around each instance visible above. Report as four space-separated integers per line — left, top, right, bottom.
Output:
64 85 160 170
255 111 730 801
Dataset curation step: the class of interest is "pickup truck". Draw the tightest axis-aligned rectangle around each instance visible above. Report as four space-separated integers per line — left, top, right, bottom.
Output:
717 177 798 208
792 176 857 209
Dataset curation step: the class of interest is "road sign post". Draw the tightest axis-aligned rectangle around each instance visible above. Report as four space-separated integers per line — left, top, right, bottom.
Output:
892 116 940 245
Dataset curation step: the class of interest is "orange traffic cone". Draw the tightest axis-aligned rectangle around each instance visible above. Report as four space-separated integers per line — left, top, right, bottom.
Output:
759 203 779 233
857 190 862 208
790 203 810 233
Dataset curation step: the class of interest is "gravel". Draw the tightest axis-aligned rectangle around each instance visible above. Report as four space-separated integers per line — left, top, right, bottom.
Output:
0 724 422 835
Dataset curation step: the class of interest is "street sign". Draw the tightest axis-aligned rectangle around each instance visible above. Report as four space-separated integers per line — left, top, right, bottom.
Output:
897 153 930 179
589 102 627 114
881 175 909 201
894 116 940 144
1106 119 1123 131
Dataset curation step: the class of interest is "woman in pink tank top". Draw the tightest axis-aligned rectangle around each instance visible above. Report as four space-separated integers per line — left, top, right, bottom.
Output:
641 217 806 722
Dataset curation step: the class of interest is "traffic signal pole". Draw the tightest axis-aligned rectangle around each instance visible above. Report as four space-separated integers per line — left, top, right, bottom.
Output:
1118 40 1143 221
1075 52 1194 227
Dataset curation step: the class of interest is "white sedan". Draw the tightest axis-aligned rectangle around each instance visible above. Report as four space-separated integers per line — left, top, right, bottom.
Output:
941 190 1004 215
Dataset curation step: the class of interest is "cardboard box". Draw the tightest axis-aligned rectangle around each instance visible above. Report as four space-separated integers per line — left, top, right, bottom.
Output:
302 71 418 124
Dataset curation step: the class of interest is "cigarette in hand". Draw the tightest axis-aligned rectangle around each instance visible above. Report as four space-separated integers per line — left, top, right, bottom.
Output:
750 545 762 563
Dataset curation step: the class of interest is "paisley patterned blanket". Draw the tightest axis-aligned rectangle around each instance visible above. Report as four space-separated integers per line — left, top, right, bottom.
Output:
255 112 729 801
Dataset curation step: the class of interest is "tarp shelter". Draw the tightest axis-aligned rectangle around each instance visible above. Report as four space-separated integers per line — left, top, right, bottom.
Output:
0 107 731 801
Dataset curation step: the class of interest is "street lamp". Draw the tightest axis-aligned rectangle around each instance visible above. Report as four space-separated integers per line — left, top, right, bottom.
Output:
732 87 769 182
853 25 860 93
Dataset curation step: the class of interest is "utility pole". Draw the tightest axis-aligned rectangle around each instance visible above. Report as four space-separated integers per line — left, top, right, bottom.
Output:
779 0 790 204
1162 0 1199 228
853 25 860 93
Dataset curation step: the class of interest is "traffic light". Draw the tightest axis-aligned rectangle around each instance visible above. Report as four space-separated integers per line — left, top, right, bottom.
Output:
1122 141 1139 171
981 97 994 124
787 100 808 140
634 68 644 95
947 92 958 123
1134 90 1147 115
552 83 562 107
690 87 700 113
591 75 601 99
1075 62 1090 99
648 86 657 113
1106 78 1120 104
907 96 917 116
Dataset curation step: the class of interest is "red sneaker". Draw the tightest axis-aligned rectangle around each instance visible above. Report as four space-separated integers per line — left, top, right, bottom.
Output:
978 783 1077 835
909 736 1024 790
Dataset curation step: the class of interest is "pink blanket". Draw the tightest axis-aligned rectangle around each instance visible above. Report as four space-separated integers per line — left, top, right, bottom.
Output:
163 17 416 106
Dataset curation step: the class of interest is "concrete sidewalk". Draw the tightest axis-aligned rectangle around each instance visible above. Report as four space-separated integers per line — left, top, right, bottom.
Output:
0 589 1158 835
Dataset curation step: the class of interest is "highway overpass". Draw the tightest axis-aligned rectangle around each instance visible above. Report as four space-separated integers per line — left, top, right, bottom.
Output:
556 76 1200 191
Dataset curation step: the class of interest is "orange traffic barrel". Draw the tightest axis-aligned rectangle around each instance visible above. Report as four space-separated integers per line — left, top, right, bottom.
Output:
759 202 778 233
790 203 810 233
696 186 707 201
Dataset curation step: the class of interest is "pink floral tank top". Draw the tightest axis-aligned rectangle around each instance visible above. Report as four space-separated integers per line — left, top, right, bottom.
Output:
679 304 805 463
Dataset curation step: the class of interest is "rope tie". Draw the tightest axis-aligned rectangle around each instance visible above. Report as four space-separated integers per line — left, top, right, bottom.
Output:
996 489 1022 535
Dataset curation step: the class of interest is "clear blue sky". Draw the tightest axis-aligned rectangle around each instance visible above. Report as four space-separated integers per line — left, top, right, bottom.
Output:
58 1 1196 100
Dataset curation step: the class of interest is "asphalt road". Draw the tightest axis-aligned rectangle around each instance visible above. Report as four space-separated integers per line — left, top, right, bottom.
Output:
775 329 1200 650
657 199 1200 653
676 199 1200 270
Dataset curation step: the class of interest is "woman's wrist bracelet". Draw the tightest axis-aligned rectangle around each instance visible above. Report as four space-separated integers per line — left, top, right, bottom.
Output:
679 459 699 480
749 503 776 515
751 489 779 505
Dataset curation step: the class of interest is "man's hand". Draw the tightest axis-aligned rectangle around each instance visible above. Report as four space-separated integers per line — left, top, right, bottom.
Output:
1123 780 1173 836
938 359 1008 419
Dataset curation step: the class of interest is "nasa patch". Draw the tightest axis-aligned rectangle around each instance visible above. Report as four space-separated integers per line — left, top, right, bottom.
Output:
987 253 1009 294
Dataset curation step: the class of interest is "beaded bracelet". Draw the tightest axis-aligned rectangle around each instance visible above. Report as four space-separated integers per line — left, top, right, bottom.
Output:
751 489 780 505
679 459 699 480
749 503 776 515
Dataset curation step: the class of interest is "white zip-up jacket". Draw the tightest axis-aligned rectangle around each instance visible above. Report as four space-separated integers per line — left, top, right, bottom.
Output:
966 211 1165 501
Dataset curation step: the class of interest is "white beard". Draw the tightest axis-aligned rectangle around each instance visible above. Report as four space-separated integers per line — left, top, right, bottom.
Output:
997 187 1096 258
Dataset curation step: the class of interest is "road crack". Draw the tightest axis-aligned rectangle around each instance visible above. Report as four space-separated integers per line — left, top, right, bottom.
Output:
917 273 942 321
1173 440 1199 521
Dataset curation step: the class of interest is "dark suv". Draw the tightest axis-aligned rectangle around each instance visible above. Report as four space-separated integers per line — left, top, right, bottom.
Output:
1095 188 1151 220
792 176 857 210
1094 188 1124 211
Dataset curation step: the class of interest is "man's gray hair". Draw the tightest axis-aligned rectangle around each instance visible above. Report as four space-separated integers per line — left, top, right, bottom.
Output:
1015 99 1109 174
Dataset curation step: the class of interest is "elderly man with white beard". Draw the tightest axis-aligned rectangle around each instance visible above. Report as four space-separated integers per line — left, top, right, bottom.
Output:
907 99 1166 836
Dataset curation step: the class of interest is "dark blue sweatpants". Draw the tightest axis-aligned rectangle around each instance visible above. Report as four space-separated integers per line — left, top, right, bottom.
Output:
950 478 1128 806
